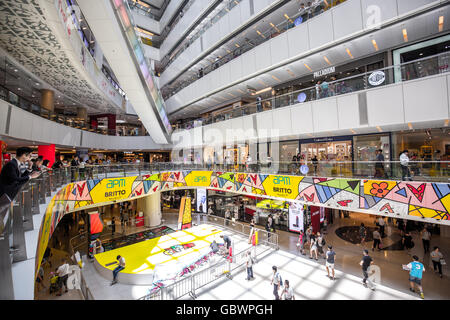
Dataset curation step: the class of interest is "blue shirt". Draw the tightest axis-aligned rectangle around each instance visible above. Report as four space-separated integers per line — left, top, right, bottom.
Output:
408 261 424 279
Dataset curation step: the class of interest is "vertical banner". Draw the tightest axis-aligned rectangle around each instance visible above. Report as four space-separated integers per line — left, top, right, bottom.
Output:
196 188 207 213
178 197 192 230
310 206 321 234
289 202 304 233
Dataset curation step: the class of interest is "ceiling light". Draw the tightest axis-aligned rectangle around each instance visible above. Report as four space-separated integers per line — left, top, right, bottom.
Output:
350 129 356 134
253 87 272 95
304 63 312 71
346 48 354 59
324 56 332 65
402 28 408 42
284 14 293 24
439 16 444 32
271 75 280 82
376 126 383 132
408 123 413 130
256 30 265 39
270 22 280 33
235 43 240 48
372 39 379 51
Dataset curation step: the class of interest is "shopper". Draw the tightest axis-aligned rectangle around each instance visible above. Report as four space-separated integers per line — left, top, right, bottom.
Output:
405 255 425 299
297 230 306 255
111 255 126 285
374 149 385 178
402 231 414 253
359 223 367 245
400 150 412 181
372 228 382 251
377 216 386 237
220 234 232 249
311 155 318 175
36 265 46 292
360 249 374 289
430 246 443 278
309 233 318 260
325 245 336 280
280 280 295 300
270 266 282 300
0 147 40 200
56 259 70 295
111 216 116 236
256 96 262 112
316 231 326 258
248 217 256 244
421 227 431 254
245 251 254 281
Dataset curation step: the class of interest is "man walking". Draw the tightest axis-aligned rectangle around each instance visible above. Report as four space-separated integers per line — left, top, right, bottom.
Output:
374 149 385 178
245 251 254 281
325 245 336 280
111 255 126 285
400 150 412 181
372 227 382 251
405 255 425 299
271 266 282 300
377 216 386 238
360 250 374 289
56 259 70 296
421 227 431 254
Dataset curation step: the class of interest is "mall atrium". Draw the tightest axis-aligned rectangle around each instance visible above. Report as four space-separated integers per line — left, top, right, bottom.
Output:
0 0 450 302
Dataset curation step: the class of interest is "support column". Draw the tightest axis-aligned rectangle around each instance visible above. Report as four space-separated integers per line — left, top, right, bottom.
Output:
40 89 54 112
38 144 56 167
77 107 88 123
137 193 161 227
107 114 116 136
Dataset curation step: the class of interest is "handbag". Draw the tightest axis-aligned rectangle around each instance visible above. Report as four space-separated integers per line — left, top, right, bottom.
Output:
440 259 446 265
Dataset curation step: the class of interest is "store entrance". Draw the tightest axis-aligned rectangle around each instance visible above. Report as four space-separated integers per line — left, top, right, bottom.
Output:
301 140 352 161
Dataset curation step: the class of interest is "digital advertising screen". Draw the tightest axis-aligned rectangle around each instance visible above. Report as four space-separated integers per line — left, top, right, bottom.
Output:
289 202 304 233
196 188 207 214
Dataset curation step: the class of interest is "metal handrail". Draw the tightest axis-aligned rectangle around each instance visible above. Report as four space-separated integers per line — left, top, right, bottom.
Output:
138 214 277 300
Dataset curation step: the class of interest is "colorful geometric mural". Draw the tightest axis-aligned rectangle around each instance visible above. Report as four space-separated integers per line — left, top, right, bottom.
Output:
35 170 450 280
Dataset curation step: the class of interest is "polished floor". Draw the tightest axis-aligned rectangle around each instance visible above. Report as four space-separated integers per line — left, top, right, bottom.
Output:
36 208 450 300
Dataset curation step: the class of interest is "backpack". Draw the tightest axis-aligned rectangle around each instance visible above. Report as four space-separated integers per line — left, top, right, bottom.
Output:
321 237 326 246
276 272 283 286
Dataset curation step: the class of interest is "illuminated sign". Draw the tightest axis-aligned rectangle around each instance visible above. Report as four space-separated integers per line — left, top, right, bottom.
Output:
368 71 386 86
106 179 126 188
273 176 291 185
194 176 207 183
314 66 335 78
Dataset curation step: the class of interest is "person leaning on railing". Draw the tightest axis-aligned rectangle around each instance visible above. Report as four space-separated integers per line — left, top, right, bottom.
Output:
0 147 41 201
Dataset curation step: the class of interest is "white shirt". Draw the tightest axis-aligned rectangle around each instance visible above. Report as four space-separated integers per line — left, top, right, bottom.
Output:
283 287 294 300
57 263 70 277
400 153 409 166
118 257 126 267
378 217 385 226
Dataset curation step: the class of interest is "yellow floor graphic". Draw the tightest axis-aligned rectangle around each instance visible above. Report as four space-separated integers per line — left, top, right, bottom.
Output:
95 224 223 275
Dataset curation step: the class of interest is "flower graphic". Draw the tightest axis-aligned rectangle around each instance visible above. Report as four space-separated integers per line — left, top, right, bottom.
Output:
370 182 389 198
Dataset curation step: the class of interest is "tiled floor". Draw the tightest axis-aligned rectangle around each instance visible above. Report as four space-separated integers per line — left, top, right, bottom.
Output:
39 208 450 300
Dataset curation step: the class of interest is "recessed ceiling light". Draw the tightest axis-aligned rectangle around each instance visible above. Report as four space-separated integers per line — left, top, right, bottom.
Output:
372 39 379 51
402 28 408 42
439 16 444 32
324 56 332 65
304 63 312 71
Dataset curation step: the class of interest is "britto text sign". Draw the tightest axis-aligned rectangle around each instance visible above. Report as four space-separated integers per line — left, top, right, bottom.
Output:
105 178 127 198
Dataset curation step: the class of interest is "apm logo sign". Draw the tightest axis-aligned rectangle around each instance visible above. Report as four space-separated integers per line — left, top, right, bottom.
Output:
272 176 292 194
105 179 126 198
194 176 207 183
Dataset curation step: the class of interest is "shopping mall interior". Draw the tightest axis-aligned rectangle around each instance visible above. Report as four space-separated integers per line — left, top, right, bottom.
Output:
1 0 450 303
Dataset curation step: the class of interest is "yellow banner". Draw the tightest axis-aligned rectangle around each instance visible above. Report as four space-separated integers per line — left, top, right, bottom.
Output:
89 177 136 203
262 175 304 200
184 171 213 187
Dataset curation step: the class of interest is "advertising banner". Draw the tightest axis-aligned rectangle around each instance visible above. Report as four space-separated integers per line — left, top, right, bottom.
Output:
196 188 207 213
289 202 304 233
178 197 192 230
262 175 304 200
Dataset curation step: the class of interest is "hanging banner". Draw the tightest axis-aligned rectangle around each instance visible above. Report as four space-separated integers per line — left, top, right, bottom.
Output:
289 202 304 233
178 197 192 230
89 212 103 235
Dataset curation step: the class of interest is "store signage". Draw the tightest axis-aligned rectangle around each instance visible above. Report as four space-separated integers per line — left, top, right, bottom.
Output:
106 179 126 188
300 165 309 175
273 176 291 185
368 71 386 86
314 66 335 78
194 176 208 183
289 202 304 233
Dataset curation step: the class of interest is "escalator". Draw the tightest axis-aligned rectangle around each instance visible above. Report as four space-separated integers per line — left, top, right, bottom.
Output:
77 0 172 144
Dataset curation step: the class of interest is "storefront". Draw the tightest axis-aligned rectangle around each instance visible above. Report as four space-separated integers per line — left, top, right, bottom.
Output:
300 136 353 162
272 53 387 106
393 34 450 82
353 133 391 177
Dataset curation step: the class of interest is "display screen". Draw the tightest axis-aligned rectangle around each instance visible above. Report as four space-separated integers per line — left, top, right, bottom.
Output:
289 202 304 233
196 188 207 214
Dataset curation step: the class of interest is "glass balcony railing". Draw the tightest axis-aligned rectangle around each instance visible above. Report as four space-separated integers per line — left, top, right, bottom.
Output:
173 51 450 130
162 0 347 100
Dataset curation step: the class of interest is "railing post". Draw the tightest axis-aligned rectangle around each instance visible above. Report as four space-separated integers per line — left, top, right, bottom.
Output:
12 201 27 262
22 188 33 232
